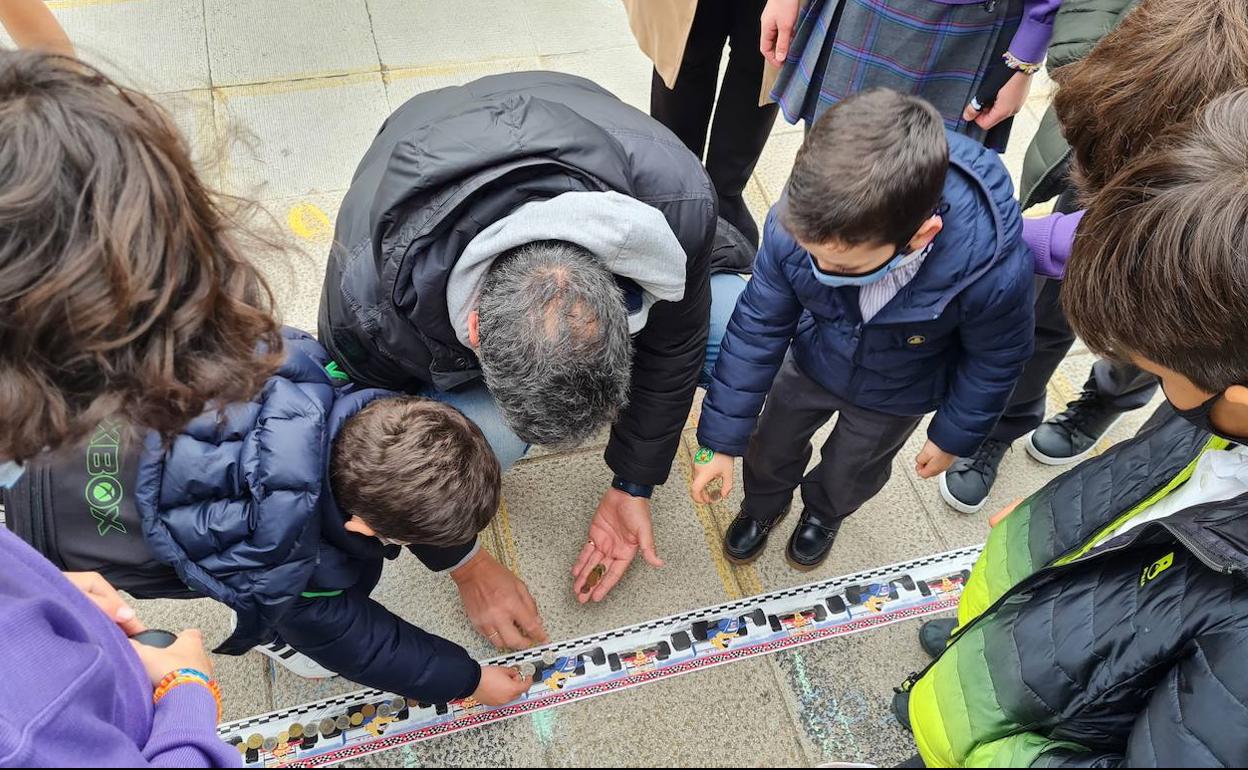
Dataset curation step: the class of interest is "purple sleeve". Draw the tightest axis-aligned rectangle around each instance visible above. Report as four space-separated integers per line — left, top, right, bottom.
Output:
143 686 241 768
1024 210 1085 279
1008 0 1062 65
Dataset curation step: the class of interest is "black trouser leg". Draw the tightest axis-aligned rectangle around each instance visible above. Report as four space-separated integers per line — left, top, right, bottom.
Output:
705 0 779 246
742 359 836 523
648 0 729 158
743 358 920 524
989 275 1075 442
1084 358 1158 411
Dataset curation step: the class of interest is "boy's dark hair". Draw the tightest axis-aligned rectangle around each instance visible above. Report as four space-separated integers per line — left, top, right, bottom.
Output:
782 89 949 250
1064 89 1248 394
1053 0 1248 201
0 51 283 461
330 396 501 547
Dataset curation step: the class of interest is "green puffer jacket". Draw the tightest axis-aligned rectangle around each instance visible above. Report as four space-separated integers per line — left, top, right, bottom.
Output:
907 412 1248 767
1019 0 1139 209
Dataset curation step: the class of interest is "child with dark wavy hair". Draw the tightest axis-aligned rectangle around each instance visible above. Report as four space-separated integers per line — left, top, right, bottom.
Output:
0 49 285 767
0 49 284 464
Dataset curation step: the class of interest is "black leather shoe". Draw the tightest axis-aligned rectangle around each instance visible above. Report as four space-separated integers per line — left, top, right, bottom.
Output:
786 509 843 570
723 506 789 564
1027 390 1125 466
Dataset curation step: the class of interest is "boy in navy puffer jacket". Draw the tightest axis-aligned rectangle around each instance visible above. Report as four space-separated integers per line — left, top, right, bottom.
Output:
690 89 1033 569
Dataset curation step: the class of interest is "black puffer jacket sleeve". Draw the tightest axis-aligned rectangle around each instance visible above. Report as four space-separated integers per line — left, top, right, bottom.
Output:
273 583 482 704
603 213 714 486
1033 629 1248 768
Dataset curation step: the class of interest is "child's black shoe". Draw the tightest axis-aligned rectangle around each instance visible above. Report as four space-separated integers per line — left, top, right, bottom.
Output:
786 509 843 570
723 505 789 564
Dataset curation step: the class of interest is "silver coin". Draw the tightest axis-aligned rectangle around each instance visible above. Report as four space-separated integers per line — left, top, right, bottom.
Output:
262 736 278 751
378 704 393 718
541 651 557 667
335 715 350 731
518 662 537 679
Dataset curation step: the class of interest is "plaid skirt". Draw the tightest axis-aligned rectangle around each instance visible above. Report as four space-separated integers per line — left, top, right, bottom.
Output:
772 0 1023 140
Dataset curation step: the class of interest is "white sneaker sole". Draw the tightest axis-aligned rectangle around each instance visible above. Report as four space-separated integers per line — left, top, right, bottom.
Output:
254 642 338 679
1024 413 1125 466
939 471 987 515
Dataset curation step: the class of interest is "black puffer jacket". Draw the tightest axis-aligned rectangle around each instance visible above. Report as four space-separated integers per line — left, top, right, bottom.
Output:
908 411 1248 766
319 71 717 485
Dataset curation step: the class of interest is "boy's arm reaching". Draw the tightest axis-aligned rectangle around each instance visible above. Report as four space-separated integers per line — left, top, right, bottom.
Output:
274 588 482 704
696 210 805 457
927 258 1035 458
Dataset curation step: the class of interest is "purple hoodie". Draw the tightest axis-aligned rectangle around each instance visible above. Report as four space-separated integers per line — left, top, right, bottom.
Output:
0 527 240 768
943 0 1062 66
1024 210 1085 279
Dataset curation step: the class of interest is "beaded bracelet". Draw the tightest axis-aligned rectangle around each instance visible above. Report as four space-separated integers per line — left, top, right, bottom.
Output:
1003 51 1042 75
153 668 223 722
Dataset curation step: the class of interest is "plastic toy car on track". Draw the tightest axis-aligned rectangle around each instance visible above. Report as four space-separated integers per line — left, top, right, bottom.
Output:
768 604 828 634
670 608 767 651
607 642 672 672
916 569 971 597
842 576 919 612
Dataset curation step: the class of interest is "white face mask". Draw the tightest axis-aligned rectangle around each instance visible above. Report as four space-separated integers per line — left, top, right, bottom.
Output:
0 460 24 489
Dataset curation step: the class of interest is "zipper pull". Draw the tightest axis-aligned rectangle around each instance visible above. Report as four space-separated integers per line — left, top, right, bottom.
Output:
895 671 921 694
982 0 997 11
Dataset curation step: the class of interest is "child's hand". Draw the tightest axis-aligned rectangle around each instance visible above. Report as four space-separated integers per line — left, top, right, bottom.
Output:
915 440 956 479
690 448 735 504
129 629 214 688
472 665 533 707
64 570 146 636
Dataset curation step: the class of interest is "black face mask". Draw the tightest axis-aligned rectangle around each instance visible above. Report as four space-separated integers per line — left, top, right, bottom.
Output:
1172 391 1248 444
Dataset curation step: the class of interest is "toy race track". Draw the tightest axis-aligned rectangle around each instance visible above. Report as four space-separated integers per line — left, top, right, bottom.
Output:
219 546 980 768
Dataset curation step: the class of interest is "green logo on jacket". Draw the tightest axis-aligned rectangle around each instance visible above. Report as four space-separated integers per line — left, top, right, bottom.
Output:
1140 552 1175 587
85 420 126 536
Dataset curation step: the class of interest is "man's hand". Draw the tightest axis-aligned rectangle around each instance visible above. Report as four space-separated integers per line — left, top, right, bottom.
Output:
915 440 957 479
571 488 664 604
964 71 1032 131
64 571 146 636
472 665 533 707
690 450 736 505
760 0 800 65
451 549 548 651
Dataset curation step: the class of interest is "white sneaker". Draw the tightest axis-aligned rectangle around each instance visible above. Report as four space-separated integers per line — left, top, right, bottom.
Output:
254 641 338 679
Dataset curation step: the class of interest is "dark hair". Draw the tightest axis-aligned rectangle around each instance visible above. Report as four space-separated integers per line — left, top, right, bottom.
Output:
1053 0 1248 200
783 89 948 250
0 51 283 461
477 240 632 448
330 396 501 547
1063 89 1248 393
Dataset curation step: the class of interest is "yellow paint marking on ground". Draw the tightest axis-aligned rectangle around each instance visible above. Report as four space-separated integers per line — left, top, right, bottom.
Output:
489 496 522 574
287 201 334 242
213 71 382 102
677 433 764 600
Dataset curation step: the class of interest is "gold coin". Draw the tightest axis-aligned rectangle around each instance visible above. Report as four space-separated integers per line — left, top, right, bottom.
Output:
277 731 289 744
246 734 263 750
288 723 303 739
236 742 248 755
349 711 364 726
586 564 606 589
361 703 376 718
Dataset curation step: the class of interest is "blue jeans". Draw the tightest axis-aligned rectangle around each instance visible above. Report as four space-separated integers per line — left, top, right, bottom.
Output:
424 273 748 471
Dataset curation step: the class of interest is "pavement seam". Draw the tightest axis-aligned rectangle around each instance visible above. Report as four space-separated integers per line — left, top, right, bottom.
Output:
360 0 389 111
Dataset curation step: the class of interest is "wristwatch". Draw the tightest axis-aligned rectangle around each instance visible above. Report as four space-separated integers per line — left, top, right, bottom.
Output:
611 475 654 499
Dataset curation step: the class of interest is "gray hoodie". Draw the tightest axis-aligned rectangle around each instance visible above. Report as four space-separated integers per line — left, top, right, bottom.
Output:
446 190 688 347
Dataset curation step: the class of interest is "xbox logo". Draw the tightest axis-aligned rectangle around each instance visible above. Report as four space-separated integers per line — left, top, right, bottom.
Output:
86 476 122 509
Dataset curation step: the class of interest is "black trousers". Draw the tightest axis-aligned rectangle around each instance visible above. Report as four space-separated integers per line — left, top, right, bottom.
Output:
742 358 922 525
650 0 779 247
988 193 1158 444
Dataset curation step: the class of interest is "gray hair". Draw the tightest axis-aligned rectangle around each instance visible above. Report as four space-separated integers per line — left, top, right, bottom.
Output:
477 241 632 448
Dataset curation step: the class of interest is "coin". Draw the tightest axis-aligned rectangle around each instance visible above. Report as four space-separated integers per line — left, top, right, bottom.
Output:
541 651 558 667
349 711 364 727
246 734 263 750
319 718 337 736
361 703 376 718
392 697 407 712
585 564 606 590
378 704 393 718
288 723 303 739
518 662 537 679
335 715 350 731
